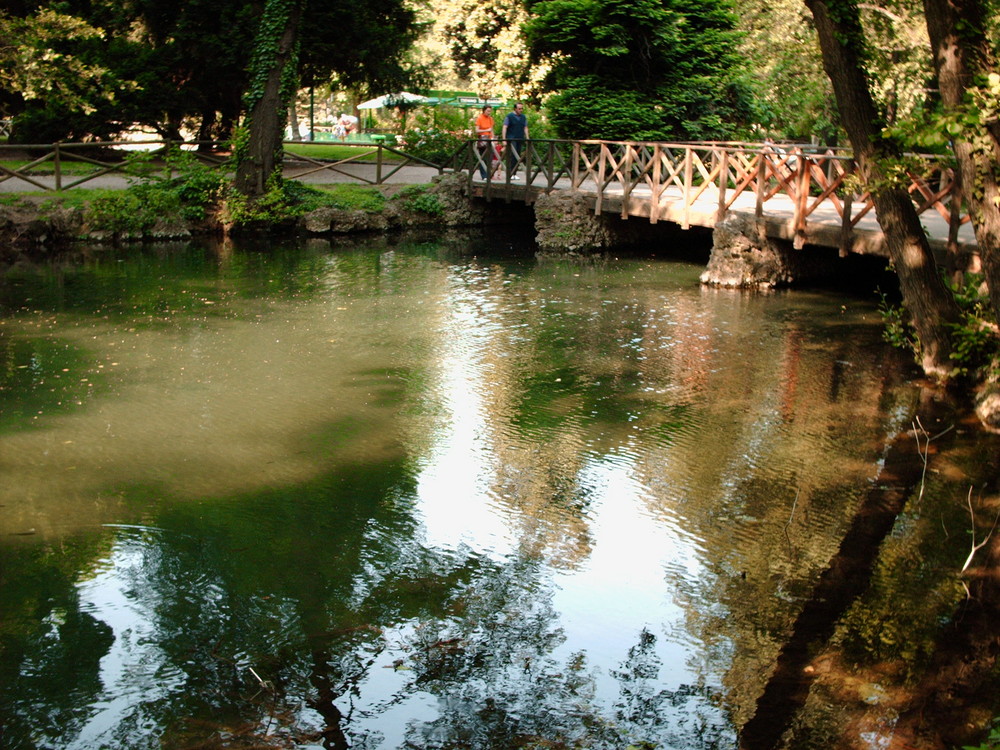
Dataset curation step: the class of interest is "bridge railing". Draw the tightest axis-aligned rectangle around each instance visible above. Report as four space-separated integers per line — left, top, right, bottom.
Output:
456 139 969 253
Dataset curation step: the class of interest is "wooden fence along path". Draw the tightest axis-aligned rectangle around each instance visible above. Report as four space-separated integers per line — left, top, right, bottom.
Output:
0 138 977 261
0 139 440 191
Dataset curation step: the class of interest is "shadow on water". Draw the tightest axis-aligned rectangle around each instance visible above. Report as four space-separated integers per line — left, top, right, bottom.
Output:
739 390 1000 750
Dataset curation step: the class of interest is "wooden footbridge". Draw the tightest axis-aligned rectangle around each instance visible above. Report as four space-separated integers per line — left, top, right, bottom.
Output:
451 139 979 266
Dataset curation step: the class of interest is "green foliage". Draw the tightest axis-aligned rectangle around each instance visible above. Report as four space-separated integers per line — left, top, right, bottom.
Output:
84 149 227 233
0 9 115 125
964 720 1000 750
525 0 754 140
298 0 429 93
7 0 425 145
86 183 183 234
314 184 387 212
403 127 465 164
946 274 1000 378
877 289 918 355
544 81 680 141
735 0 839 142
224 170 309 226
396 184 444 216
878 275 1000 379
242 0 304 114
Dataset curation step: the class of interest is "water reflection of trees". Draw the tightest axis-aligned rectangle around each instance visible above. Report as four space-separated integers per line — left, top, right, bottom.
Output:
1 451 731 748
440 259 916 732
0 538 115 749
460 265 918 735
1 241 927 748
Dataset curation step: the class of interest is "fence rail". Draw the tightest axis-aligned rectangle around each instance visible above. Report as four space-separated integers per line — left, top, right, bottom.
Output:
0 139 442 191
453 139 970 254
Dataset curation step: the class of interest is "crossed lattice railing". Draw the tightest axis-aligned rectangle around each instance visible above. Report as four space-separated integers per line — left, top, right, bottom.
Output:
456 139 970 253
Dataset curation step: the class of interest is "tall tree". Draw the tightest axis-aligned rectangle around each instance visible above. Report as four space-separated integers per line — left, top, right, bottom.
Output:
234 0 305 198
804 0 963 378
923 0 1000 325
234 0 425 199
523 0 754 141
3 0 258 143
442 0 539 98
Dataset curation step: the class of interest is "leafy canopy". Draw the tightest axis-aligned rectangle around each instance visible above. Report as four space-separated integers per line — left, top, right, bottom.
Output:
524 0 754 140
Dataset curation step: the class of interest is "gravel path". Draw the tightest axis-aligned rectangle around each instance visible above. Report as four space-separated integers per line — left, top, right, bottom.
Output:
0 160 444 192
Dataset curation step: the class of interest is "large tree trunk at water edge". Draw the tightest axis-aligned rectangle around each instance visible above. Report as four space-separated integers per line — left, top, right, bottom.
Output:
923 0 1000 327
805 0 963 379
234 0 305 198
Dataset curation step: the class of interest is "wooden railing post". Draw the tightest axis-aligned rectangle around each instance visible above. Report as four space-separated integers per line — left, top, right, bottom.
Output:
595 144 608 215
572 142 581 190
840 185 854 257
54 143 62 192
376 144 383 184
755 147 767 217
545 141 556 190
650 144 661 224
526 138 535 186
794 148 809 248
682 146 693 229
467 142 476 192
717 148 729 223
621 144 634 218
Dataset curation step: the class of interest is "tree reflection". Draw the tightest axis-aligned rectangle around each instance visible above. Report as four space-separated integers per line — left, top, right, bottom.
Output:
0 538 115 748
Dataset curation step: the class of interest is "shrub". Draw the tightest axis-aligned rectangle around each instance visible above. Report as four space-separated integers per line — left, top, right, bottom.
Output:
947 273 1000 379
878 274 1000 380
396 184 444 216
314 184 387 212
222 170 308 227
86 183 183 234
83 148 228 233
402 127 465 165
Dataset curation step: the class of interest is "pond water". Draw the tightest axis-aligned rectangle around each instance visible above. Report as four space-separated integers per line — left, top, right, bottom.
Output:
0 232 993 749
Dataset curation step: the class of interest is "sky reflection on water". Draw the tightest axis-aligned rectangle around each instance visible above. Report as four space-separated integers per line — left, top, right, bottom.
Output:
0 236 919 748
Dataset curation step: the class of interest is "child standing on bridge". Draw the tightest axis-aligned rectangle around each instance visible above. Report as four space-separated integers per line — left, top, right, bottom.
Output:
474 105 495 179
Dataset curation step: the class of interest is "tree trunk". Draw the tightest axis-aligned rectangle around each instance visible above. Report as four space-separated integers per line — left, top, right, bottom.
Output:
805 0 963 379
923 0 1000 325
234 0 305 198
197 109 217 150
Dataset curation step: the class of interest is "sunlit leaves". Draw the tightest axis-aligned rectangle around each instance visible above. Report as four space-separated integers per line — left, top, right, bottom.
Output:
0 9 118 114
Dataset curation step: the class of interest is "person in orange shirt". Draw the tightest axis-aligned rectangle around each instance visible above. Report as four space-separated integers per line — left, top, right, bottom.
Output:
474 105 495 179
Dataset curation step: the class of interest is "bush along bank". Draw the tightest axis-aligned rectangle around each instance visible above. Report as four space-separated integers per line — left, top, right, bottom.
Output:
0 167 489 259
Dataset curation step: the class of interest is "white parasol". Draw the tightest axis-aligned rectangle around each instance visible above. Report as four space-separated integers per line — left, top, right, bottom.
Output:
356 92 429 109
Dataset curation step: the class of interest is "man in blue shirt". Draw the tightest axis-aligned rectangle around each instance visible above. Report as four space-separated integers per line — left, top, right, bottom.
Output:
501 103 529 179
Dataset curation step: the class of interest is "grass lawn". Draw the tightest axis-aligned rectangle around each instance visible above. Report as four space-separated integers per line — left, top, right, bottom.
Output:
0 158 110 176
0 188 120 208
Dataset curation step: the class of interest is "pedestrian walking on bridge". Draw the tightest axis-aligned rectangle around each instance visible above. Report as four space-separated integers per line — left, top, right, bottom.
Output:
502 103 529 179
474 105 495 179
